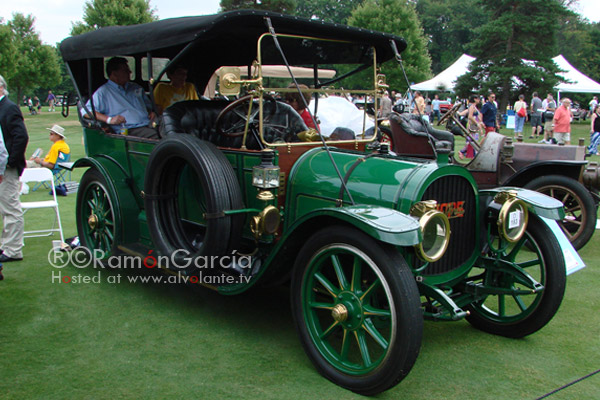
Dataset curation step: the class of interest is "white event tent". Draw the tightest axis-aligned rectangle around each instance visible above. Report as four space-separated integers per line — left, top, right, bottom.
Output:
410 54 475 92
410 54 600 96
552 55 600 97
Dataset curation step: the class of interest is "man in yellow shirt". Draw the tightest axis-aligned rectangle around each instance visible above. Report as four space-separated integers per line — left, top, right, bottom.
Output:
27 124 70 169
153 65 199 115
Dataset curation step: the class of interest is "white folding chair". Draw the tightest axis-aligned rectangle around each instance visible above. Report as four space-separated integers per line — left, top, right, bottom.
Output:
19 168 65 243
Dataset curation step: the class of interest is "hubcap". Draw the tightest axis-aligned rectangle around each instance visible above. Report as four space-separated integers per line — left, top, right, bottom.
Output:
336 291 364 330
331 304 348 322
88 214 98 230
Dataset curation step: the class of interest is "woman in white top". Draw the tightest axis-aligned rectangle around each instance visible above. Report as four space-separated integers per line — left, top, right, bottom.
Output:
513 94 527 137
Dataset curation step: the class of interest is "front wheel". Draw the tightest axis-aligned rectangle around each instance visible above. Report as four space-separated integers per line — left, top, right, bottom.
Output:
291 226 422 395
466 215 566 338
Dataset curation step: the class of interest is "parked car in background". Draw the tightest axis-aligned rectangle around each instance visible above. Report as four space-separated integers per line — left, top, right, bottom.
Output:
438 100 453 113
570 102 588 121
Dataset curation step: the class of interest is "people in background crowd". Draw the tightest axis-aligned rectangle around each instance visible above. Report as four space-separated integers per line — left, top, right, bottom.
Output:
553 98 573 145
513 94 527 137
481 93 498 134
587 105 600 156
529 92 543 139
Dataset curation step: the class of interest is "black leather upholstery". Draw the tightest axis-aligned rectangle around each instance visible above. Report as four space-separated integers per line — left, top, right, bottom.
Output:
162 100 241 146
391 113 454 153
162 99 308 149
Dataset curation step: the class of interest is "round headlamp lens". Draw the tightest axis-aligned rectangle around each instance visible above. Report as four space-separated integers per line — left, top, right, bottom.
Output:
416 210 451 262
498 198 528 242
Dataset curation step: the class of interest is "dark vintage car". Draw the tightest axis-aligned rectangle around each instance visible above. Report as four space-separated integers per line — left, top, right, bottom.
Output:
60 10 575 395
440 105 598 249
380 103 598 250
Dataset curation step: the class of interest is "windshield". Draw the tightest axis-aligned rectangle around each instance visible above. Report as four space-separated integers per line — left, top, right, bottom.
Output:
250 34 382 146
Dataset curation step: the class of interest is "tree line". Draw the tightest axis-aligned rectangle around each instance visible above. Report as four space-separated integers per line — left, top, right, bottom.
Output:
1 0 598 111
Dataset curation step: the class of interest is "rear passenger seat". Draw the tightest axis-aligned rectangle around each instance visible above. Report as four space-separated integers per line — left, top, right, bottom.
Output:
161 100 244 147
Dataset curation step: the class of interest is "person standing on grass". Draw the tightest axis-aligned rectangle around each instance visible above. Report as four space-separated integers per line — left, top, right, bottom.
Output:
513 94 527 138
0 124 7 280
432 94 441 122
587 105 600 156
47 90 56 112
541 93 556 143
530 92 543 139
553 98 573 145
412 91 426 117
481 93 498 134
0 74 28 264
378 90 392 119
590 96 598 115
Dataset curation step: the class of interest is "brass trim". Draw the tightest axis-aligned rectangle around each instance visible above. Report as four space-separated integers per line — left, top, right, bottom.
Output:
256 32 379 148
88 214 98 230
250 205 281 239
494 190 518 204
331 304 348 322
410 200 438 218
497 197 528 243
257 190 275 201
413 209 451 263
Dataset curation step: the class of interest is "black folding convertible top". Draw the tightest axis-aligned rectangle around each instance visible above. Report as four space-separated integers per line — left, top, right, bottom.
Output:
60 10 407 98
60 10 406 62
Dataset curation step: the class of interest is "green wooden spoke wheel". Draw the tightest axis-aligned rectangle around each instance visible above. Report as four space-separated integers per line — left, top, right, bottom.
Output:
466 215 566 338
292 226 422 395
76 169 119 257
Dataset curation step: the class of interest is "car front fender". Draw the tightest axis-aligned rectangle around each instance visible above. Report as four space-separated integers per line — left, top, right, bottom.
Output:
285 205 422 246
480 187 565 220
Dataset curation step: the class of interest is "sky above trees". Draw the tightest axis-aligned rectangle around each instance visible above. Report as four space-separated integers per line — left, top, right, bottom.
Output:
0 0 597 46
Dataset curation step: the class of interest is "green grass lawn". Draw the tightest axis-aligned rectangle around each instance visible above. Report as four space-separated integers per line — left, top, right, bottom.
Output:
0 108 598 399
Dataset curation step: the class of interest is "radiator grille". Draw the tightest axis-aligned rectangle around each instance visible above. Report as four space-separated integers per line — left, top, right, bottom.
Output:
420 175 477 276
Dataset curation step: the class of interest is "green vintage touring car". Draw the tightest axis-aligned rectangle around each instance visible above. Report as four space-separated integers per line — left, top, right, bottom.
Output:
60 10 573 395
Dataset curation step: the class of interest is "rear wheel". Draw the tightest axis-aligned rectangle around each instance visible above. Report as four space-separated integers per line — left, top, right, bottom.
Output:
291 226 422 395
525 175 596 249
76 168 120 258
466 215 566 338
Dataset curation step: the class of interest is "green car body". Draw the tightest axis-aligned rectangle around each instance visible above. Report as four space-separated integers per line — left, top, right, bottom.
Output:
60 10 572 395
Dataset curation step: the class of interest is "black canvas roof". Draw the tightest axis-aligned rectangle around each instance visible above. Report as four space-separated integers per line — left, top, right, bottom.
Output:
60 10 406 63
60 10 407 98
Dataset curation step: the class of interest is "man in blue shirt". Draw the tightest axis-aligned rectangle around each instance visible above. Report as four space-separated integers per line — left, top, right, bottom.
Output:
481 93 498 134
84 57 158 139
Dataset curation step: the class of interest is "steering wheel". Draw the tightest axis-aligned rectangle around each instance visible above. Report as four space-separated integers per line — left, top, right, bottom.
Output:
216 94 309 144
215 94 278 137
437 102 461 126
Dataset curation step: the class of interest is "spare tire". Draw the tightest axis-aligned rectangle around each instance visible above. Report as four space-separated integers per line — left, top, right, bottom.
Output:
145 135 244 266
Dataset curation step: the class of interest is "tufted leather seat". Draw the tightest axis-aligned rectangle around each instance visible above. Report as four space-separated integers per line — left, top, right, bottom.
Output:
162 99 308 149
161 100 245 147
389 113 454 157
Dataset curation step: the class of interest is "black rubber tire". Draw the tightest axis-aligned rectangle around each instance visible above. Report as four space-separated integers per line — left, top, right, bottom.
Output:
466 215 566 338
76 168 120 258
291 226 423 395
525 175 596 250
144 135 243 264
